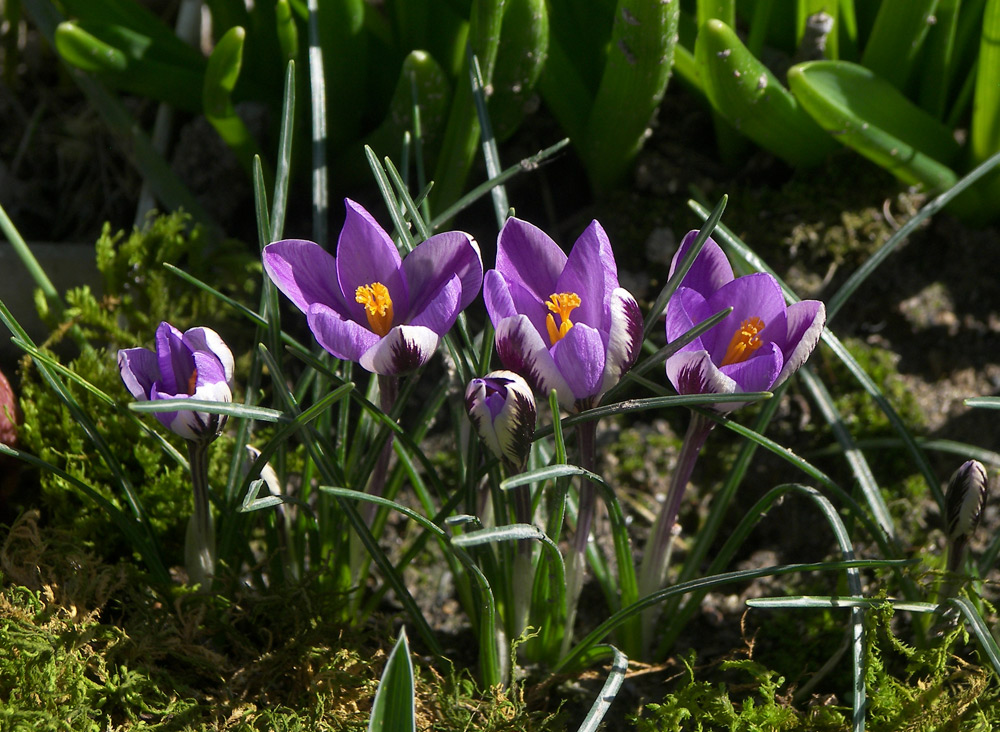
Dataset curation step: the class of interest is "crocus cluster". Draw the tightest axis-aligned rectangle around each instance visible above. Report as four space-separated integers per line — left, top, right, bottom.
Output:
664 231 826 411
263 199 482 375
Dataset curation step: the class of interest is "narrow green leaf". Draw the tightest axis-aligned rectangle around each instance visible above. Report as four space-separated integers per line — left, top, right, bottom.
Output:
577 646 628 732
369 629 416 732
129 399 286 422
695 19 837 166
788 60 960 190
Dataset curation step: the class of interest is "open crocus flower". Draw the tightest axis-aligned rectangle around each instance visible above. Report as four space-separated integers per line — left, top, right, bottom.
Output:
118 322 234 442
484 217 643 412
263 199 483 375
465 370 536 473
664 231 825 411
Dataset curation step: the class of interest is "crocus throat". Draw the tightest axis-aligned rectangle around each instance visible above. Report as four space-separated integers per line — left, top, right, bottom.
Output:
721 316 765 366
355 282 394 337
545 292 581 345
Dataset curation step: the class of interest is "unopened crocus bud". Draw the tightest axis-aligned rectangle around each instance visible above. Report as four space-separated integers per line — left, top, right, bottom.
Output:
118 322 234 443
465 370 536 472
945 459 988 545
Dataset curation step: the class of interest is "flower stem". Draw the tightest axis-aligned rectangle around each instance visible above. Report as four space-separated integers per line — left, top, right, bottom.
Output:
185 439 216 588
637 411 714 652
363 374 398 524
563 419 598 655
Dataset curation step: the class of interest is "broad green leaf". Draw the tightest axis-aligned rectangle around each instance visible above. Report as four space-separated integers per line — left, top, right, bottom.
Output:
489 0 549 141
694 19 837 166
368 629 416 732
788 60 960 190
584 0 680 189
203 25 245 117
860 0 939 91
362 51 451 173
55 21 128 72
971 0 1000 164
275 0 299 61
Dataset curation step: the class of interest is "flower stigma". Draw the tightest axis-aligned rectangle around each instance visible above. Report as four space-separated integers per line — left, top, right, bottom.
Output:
355 282 394 336
187 368 199 395
545 292 582 345
721 316 765 366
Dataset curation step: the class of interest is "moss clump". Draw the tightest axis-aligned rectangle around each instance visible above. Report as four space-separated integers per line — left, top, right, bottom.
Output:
1 512 554 731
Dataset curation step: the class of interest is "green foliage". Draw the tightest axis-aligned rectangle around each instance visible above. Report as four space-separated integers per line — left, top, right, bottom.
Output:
633 653 847 731
864 603 1000 731
18 212 256 559
675 2 1000 220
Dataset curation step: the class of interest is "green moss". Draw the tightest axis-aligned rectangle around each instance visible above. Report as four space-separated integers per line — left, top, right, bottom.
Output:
0 513 553 732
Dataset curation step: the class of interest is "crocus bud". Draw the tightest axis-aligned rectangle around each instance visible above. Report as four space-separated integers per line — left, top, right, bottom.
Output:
465 370 536 472
945 459 988 545
118 322 235 443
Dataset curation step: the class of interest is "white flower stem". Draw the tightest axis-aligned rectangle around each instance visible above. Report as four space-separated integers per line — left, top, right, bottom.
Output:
185 439 216 588
637 411 714 652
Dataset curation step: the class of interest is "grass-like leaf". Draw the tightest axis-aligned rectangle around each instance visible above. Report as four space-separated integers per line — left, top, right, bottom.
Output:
368 628 416 732
576 645 628 732
129 399 286 422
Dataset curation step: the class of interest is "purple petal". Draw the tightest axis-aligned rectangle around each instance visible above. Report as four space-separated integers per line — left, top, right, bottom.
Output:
556 220 617 328
155 322 192 395
305 303 381 362
776 300 825 386
118 347 158 400
183 327 234 387
263 239 351 318
665 349 737 399
599 288 644 398
335 199 409 325
719 342 783 392
403 231 482 316
705 273 788 365
664 287 714 353
191 350 231 393
668 231 734 298
408 273 462 335
550 323 606 405
359 324 439 374
495 218 566 302
484 270 517 322
494 314 573 404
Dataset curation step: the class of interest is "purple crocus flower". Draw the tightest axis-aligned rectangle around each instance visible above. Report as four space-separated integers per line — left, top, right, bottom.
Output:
484 217 643 412
664 231 825 411
118 322 234 442
263 199 483 375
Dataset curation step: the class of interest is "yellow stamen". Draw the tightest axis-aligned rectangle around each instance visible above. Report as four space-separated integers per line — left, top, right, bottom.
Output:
721 317 765 366
545 292 582 345
187 368 198 395
355 282 394 337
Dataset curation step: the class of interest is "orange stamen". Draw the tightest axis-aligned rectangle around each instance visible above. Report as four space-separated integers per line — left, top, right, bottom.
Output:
355 282 394 337
545 292 581 345
721 317 765 366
